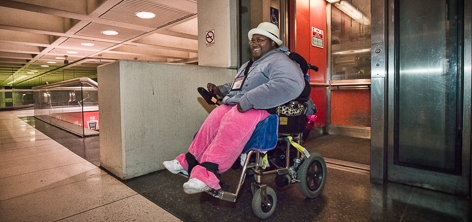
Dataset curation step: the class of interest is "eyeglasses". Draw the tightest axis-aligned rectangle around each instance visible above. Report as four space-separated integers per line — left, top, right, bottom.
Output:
249 38 268 45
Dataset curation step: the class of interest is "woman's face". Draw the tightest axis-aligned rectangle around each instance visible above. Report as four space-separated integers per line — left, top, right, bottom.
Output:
249 34 276 60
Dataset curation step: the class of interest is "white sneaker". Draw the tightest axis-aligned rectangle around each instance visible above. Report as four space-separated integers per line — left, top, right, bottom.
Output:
183 178 210 194
163 160 188 176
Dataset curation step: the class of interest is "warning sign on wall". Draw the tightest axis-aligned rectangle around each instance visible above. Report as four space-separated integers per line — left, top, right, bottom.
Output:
312 27 323 48
205 29 215 46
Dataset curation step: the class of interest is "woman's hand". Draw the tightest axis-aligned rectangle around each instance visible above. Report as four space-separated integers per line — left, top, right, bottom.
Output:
237 103 247 113
207 83 222 97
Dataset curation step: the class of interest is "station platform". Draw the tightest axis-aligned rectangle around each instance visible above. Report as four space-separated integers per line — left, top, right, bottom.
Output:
1 109 470 221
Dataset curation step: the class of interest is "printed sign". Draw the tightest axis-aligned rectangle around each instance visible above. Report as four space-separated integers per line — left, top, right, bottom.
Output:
312 27 324 48
205 29 215 46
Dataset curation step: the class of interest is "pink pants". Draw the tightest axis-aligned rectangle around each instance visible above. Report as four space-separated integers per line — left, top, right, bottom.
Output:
175 105 270 190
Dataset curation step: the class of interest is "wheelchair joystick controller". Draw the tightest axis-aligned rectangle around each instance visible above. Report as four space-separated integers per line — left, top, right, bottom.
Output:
198 87 220 105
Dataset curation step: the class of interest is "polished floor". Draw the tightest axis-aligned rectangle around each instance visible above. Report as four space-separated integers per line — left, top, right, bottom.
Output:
0 110 179 222
1 109 471 222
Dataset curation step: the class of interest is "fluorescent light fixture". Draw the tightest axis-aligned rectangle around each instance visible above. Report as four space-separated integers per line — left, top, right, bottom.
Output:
67 51 78 54
7 75 27 85
41 65 49 67
27 72 34 74
47 61 57 64
101 30 119 35
55 57 65 60
136 11 155 19
326 0 340 3
81 43 94 46
334 1 370 25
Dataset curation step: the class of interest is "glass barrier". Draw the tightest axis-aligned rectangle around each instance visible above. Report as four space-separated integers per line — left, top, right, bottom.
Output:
0 89 34 109
33 78 99 137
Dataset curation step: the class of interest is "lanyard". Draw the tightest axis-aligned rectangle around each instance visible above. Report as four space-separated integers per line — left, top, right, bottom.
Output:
243 60 254 76
231 60 254 91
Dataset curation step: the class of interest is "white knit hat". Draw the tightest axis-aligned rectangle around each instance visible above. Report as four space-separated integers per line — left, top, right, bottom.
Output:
248 22 283 46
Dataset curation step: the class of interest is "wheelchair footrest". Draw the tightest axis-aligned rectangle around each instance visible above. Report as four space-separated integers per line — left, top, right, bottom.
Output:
204 189 237 202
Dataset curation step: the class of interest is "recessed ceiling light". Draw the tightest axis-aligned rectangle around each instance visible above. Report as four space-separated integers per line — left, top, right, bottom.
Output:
136 11 155 19
81 43 95 46
47 61 57 64
67 51 78 54
101 30 119 35
41 65 49 67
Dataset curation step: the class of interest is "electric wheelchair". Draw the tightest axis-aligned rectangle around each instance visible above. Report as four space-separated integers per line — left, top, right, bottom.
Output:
194 84 327 219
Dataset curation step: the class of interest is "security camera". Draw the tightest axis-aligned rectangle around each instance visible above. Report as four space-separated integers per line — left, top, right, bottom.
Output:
64 55 69 65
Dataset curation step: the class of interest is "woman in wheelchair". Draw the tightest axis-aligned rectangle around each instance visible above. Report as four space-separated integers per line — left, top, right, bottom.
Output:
163 22 306 194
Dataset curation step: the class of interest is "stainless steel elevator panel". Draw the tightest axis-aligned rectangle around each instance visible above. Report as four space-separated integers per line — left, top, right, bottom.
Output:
370 0 388 183
397 0 457 172
379 0 471 195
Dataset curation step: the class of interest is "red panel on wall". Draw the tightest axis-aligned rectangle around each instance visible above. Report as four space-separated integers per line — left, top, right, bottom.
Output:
308 0 327 83
311 87 326 127
294 0 327 127
331 90 371 127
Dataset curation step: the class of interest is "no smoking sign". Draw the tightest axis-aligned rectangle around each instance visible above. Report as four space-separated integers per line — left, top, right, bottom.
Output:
205 29 215 46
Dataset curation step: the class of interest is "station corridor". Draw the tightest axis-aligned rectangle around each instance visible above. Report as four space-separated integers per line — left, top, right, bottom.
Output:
1 109 470 222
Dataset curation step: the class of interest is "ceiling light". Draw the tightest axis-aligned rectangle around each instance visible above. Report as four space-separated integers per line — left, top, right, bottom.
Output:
334 1 370 25
27 72 34 74
67 51 78 54
81 43 95 46
47 61 57 64
41 65 49 67
326 0 340 3
136 11 155 19
101 30 119 35
55 57 65 60
7 75 27 85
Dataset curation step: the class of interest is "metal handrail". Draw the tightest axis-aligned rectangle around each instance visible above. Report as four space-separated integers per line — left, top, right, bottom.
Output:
310 79 371 90
32 77 98 90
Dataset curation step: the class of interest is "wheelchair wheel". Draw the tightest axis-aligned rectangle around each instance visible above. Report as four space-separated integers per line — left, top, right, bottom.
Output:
251 187 277 219
298 152 326 198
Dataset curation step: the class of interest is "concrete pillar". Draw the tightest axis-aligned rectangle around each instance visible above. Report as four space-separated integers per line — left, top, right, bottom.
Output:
98 61 235 179
197 0 238 69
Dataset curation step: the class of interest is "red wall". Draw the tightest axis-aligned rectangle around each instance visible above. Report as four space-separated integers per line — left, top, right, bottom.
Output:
292 0 327 127
51 111 100 129
291 0 370 129
331 90 371 126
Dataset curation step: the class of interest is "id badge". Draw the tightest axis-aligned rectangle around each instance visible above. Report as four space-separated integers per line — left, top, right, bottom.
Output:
231 75 247 91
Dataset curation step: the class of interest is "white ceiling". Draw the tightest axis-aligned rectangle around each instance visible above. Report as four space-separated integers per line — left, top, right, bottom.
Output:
0 0 198 87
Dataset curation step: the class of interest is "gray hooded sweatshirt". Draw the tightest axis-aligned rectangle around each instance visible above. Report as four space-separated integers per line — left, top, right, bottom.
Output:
219 46 305 111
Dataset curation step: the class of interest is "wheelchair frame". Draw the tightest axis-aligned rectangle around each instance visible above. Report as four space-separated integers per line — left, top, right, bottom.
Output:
193 87 326 219
198 132 327 219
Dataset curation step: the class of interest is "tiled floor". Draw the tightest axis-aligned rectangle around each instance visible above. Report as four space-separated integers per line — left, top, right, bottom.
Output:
1 109 471 222
0 110 180 222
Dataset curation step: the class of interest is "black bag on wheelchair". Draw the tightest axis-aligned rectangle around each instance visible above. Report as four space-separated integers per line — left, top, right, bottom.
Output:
276 100 308 134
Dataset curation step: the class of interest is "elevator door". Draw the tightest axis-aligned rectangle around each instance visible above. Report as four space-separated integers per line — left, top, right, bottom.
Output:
386 0 470 195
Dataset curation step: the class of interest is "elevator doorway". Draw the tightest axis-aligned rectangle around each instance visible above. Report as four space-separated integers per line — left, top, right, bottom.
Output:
371 0 471 195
